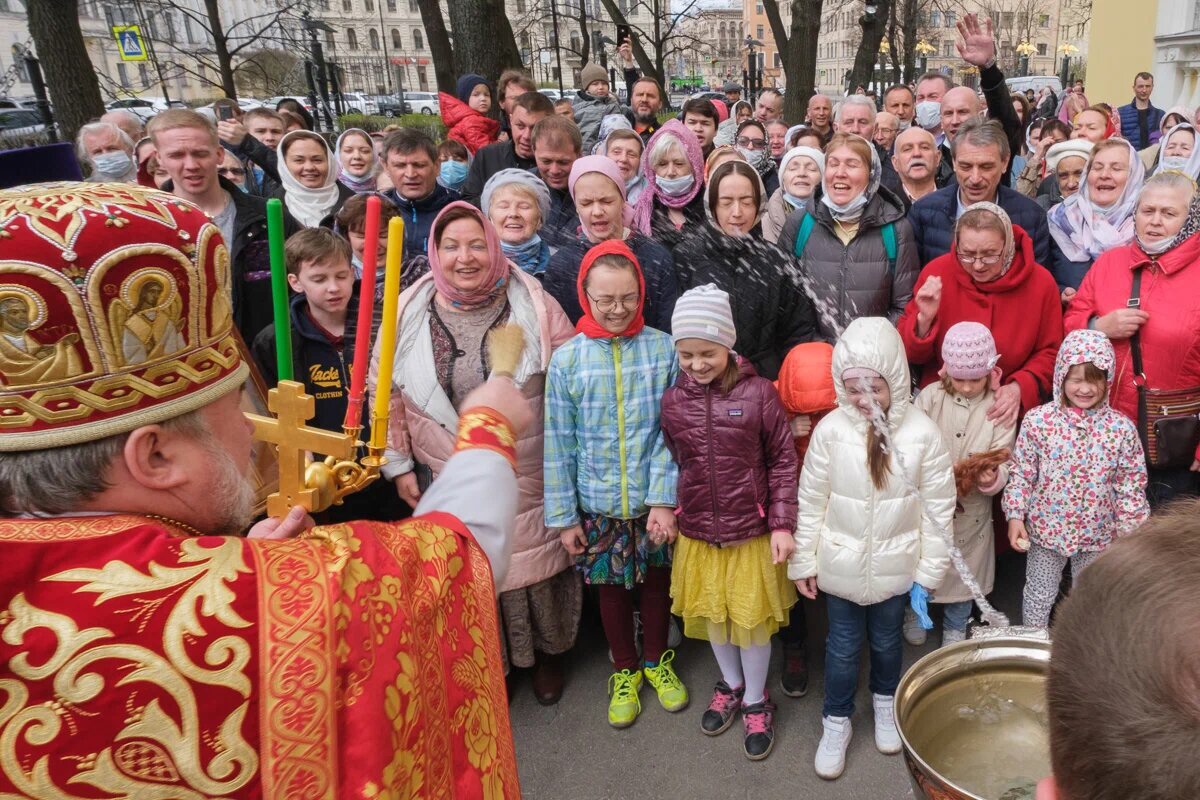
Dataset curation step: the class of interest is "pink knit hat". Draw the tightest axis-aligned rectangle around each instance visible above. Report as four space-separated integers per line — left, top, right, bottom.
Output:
940 321 1001 385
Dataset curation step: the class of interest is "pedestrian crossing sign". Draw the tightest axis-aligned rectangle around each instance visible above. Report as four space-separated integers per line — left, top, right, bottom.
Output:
112 26 147 62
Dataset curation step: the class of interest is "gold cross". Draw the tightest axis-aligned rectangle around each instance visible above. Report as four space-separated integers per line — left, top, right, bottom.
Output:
245 380 354 518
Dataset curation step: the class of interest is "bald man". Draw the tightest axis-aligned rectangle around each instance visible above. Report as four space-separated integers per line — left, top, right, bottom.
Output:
940 87 981 145
806 93 833 145
891 126 941 205
100 110 145 144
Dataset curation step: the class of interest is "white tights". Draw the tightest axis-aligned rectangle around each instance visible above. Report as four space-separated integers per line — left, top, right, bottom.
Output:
710 640 773 705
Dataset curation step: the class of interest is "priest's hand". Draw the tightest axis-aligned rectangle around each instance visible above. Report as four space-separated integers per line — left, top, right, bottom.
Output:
459 377 534 438
248 505 315 540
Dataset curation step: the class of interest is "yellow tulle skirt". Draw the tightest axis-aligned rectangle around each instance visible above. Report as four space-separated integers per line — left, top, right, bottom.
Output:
670 534 797 648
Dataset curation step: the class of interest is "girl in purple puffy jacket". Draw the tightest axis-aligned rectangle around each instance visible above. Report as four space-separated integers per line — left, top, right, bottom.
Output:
660 284 800 762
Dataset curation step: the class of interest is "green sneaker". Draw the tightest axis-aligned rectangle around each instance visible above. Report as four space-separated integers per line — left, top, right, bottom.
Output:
643 649 690 712
607 669 643 728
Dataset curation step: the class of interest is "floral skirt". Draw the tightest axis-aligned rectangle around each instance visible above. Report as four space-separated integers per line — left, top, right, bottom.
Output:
670 534 796 648
575 512 670 590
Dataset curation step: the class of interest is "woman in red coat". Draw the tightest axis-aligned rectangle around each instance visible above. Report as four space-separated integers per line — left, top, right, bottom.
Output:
1064 171 1200 505
897 202 1064 429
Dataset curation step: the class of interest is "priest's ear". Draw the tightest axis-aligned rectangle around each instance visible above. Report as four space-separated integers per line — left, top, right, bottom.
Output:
120 412 209 492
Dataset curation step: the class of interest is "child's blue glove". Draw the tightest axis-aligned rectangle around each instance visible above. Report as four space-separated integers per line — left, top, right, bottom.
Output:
909 584 934 630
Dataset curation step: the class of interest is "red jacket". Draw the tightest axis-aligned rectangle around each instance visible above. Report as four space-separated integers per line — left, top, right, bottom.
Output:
439 92 500 155
661 357 799 545
774 341 836 465
1064 234 1200 461
897 224 1064 412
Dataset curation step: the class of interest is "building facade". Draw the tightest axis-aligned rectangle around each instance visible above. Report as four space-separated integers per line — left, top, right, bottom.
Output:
676 4 741 90
1151 0 1200 111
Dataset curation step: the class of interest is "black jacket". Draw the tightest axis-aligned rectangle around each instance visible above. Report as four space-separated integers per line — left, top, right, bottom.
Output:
251 289 364 440
164 176 303 344
979 63 1025 187
672 227 819 380
649 191 707 253
461 140 536 206
278 181 356 229
545 232 679 333
229 134 282 198
382 183 460 262
528 168 580 248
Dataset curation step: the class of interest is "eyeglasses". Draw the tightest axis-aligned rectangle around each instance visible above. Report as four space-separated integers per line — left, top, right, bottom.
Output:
586 291 639 312
218 167 247 177
957 253 1003 266
736 136 767 149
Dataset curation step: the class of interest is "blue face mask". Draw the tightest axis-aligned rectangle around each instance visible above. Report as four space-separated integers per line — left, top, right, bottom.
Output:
656 173 694 197
439 160 468 190
915 100 941 131
91 150 132 177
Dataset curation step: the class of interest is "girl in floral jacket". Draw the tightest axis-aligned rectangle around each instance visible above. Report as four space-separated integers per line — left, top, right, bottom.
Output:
1002 328 1150 628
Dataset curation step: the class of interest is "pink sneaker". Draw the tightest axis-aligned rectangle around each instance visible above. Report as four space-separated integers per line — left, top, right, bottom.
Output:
742 695 776 760
700 680 744 736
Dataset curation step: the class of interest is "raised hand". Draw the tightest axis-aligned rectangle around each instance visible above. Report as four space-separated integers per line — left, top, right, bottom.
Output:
955 13 997 68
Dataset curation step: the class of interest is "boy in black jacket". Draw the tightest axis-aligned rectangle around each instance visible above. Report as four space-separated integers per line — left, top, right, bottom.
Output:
251 228 409 522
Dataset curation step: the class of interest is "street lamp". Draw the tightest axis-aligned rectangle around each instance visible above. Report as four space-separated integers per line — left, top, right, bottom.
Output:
915 39 936 76
1058 42 1079 85
1016 40 1037 77
744 36 763 97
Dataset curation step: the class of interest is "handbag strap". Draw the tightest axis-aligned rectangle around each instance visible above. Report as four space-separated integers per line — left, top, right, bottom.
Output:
1128 265 1146 383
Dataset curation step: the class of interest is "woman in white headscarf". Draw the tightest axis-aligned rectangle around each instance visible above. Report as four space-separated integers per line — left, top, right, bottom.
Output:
1153 122 1200 178
763 146 824 244
1048 138 1146 296
334 128 381 193
277 130 354 228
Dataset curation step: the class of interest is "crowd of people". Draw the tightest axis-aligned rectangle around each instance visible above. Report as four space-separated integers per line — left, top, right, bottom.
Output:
57 12 1200 788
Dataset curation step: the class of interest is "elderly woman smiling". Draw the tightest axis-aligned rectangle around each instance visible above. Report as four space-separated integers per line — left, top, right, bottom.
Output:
763 146 824 243
370 201 581 702
482 168 553 280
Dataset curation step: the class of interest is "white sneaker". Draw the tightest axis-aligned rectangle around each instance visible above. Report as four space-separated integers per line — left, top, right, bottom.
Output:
903 607 927 646
815 715 852 779
873 694 902 754
941 626 967 647
667 615 682 649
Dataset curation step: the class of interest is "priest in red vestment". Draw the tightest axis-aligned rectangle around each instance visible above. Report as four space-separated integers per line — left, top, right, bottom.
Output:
0 182 524 798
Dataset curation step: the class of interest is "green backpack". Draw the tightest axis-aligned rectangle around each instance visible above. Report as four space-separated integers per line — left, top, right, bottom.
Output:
792 213 897 275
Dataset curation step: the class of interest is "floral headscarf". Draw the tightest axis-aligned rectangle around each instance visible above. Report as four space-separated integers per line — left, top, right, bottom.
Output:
955 201 1017 276
1048 139 1145 263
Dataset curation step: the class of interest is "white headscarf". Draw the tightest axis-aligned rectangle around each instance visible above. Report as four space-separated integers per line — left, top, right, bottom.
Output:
1153 123 1200 179
277 130 342 228
334 128 380 193
1048 139 1146 263
779 145 826 207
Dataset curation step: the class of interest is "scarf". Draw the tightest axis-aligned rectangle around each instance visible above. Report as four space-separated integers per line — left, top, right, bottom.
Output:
277 130 342 228
1153 123 1200 179
631 120 704 235
427 202 511 310
820 134 882 222
703 160 767 233
1048 140 1145 263
335 128 380 194
574 239 646 339
500 235 549 276
735 120 777 184
1138 193 1200 257
955 201 1018 276
779 145 825 204
569 154 637 236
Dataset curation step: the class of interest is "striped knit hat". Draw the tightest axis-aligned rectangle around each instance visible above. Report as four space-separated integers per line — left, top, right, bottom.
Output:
671 284 736 349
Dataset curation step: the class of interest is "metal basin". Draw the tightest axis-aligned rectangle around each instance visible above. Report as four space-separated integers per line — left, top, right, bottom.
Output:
895 632 1051 800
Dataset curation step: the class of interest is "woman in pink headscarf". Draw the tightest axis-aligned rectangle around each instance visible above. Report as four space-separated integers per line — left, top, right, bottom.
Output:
545 155 680 331
631 119 707 252
369 200 582 703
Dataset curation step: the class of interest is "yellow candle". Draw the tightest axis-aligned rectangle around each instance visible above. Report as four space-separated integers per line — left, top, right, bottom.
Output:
371 216 404 450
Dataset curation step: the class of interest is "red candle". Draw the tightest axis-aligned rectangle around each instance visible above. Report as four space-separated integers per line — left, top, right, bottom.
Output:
344 194 382 430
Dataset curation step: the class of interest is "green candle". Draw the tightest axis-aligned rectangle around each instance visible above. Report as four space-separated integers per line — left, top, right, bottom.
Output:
266 198 292 382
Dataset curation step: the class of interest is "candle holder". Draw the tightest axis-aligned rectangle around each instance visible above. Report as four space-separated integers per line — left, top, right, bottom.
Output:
247 380 389 517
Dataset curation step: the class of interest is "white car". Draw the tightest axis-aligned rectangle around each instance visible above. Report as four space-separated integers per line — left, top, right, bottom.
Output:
402 91 439 115
339 92 377 115
195 97 265 121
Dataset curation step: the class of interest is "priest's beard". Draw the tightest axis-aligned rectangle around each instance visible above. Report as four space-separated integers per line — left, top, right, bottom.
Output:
197 436 257 535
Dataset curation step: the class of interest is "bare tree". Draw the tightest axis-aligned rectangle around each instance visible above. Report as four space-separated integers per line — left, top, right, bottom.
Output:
235 49 304 96
596 0 707 88
762 0 825 121
414 0 456 93
973 0 1052 74
845 0 893 91
25 0 105 141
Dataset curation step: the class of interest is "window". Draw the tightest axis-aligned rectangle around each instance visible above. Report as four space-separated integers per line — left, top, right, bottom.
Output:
342 0 351 11
117 62 131 87
944 11 955 27
391 28 401 49
368 28 380 50
773 52 780 68
756 24 763 39
325 30 334 48
417 65 428 90
413 28 423 49
387 0 395 10
930 10 940 27
755 2 762 12
175 70 187 89
184 15 195 43
943 40 954 57
520 32 531 49
1001 12 1013 29
1037 42 1047 56
409 0 417 9
1038 13 1049 28
516 0 525 10
347 28 358 49
364 0 372 11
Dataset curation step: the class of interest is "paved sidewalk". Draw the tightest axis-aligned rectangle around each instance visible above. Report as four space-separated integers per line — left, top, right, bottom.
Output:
509 552 1027 800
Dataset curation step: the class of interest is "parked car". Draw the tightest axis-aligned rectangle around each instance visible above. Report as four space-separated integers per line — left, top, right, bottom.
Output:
266 95 316 113
0 97 32 110
338 92 377 115
538 88 566 101
195 97 266 120
376 96 410 117
1005 75 1063 99
0 108 49 138
400 91 439 115
688 90 725 104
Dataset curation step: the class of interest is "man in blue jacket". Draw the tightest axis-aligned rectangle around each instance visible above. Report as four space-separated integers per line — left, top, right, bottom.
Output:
907 118 1051 267
1118 72 1165 150
380 128 459 262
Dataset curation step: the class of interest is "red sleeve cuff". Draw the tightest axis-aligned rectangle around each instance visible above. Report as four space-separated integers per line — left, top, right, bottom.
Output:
454 407 518 470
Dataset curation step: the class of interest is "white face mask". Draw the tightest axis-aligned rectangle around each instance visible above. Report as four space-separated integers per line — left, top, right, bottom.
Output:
1137 233 1174 255
1160 155 1188 172
916 101 941 131
91 150 133 177
656 173 694 197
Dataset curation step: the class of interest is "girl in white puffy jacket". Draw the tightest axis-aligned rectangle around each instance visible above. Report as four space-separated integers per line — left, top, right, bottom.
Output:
788 317 955 781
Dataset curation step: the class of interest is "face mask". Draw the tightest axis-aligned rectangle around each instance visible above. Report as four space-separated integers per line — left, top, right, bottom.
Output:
916 101 941 131
92 151 132 177
656 173 694 197
1160 155 1188 172
1137 233 1174 255
897 119 912 131
737 146 766 169
438 160 468 190
820 191 869 221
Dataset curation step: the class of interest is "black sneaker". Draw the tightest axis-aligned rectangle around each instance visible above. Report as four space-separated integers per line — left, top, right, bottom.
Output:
742 697 777 761
780 644 809 698
700 680 744 735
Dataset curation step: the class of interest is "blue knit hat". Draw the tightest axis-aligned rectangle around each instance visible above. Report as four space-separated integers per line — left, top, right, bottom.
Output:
456 74 491 104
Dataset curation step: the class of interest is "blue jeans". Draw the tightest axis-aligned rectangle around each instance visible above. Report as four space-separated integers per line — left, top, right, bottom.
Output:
823 593 906 718
942 600 972 632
